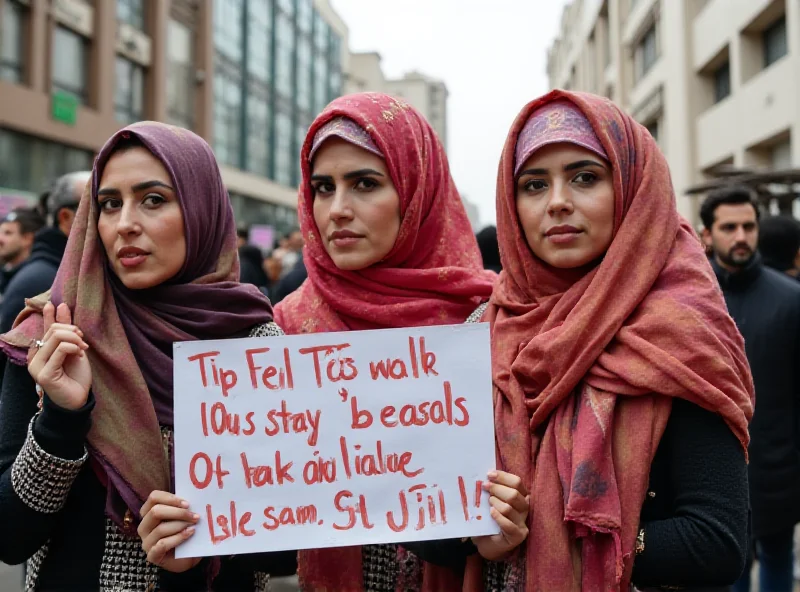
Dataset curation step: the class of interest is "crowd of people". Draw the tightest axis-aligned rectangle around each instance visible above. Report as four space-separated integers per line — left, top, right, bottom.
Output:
0 89 796 592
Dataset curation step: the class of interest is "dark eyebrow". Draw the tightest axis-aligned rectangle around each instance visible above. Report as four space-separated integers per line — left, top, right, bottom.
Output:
310 174 333 183
97 180 174 196
517 160 607 179
563 159 606 172
343 168 384 180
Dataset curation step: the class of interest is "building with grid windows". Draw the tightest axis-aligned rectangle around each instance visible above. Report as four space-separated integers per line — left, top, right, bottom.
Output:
0 0 348 234
547 0 800 223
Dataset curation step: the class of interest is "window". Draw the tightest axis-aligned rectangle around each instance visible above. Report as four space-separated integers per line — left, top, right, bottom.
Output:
636 24 658 81
214 71 242 167
713 61 730 103
274 111 293 186
115 56 144 123
117 0 144 30
214 0 244 63
314 58 328 113
167 20 194 129
297 0 313 33
275 11 295 97
763 16 787 68
247 0 272 83
1 0 24 82
52 26 88 103
294 121 309 185
314 13 328 52
246 92 270 176
0 128 92 194
296 37 312 111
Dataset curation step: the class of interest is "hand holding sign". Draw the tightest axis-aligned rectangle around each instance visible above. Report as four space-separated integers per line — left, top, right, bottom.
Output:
473 471 530 561
138 491 201 573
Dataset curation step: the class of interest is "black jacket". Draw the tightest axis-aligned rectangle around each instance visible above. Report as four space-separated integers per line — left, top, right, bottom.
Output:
0 227 67 333
238 245 270 293
712 254 800 538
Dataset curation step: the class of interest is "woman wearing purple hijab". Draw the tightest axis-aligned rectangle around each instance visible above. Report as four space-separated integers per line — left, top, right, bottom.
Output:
0 122 294 590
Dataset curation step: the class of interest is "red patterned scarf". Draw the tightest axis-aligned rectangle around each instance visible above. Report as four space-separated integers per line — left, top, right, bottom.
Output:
275 93 496 591
485 91 754 591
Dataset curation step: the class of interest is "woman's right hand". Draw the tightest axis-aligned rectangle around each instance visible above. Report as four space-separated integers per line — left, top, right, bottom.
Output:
28 302 91 411
139 491 201 573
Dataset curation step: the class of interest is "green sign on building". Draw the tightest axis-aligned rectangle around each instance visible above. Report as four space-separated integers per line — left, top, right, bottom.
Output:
51 91 78 126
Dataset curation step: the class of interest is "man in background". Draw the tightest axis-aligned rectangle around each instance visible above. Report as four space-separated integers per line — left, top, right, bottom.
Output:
0 171 90 333
758 215 800 279
0 208 45 299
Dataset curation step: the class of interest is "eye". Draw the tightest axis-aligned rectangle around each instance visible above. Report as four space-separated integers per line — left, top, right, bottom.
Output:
143 193 166 207
522 179 547 193
573 171 598 185
312 182 335 197
98 198 122 212
354 177 379 192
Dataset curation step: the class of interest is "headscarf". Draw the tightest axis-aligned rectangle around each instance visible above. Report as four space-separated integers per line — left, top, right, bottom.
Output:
276 93 495 591
0 122 274 530
485 90 754 591
274 92 496 334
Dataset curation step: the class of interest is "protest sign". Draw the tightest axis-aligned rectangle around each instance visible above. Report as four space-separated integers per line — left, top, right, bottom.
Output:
173 323 498 558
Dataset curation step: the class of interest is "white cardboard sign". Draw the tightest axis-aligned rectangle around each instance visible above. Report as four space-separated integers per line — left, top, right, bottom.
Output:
173 323 498 558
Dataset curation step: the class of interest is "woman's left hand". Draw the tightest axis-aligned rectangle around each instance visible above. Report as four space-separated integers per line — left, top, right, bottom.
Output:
472 470 529 561
138 491 201 573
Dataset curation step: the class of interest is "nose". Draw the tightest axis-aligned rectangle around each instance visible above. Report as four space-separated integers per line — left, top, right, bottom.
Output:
328 187 354 221
546 179 574 216
733 225 748 243
116 201 141 236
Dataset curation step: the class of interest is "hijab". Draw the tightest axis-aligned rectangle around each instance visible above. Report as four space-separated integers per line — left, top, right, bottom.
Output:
275 93 496 591
1 122 274 530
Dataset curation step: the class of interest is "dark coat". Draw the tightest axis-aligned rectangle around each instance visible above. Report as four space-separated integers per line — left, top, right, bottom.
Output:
712 254 800 538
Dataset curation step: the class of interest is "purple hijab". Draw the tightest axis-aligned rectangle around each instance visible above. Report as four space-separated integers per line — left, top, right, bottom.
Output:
1 121 274 529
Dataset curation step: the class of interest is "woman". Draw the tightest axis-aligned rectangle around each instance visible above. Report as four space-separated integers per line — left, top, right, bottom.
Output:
483 91 754 591
274 92 529 591
0 122 294 590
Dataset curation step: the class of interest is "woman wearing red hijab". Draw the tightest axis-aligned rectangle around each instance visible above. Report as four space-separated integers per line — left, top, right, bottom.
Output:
483 90 754 591
275 92 529 591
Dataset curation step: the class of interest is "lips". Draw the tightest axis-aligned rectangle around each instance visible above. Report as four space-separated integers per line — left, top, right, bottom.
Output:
545 225 582 236
117 246 149 268
329 230 363 241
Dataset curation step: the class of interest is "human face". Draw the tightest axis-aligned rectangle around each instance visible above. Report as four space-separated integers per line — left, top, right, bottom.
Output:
97 146 187 289
515 143 615 269
702 203 758 271
0 221 31 266
311 138 401 271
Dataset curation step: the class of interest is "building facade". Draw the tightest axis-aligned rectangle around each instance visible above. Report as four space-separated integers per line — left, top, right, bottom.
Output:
0 0 348 235
346 51 448 151
547 0 799 223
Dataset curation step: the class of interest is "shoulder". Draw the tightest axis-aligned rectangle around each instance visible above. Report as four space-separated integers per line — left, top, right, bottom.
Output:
248 322 285 337
465 301 489 324
6 259 56 294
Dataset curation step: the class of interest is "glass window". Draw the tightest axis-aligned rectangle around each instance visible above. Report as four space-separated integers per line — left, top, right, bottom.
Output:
274 111 293 186
114 56 145 123
293 121 309 185
329 32 341 67
763 16 787 68
297 0 313 33
0 128 93 194
314 13 328 51
275 12 295 97
314 57 328 113
1 0 25 83
247 0 272 83
246 92 270 176
214 70 242 167
713 61 730 104
117 0 144 30
214 0 243 63
296 37 312 111
328 66 341 102
52 26 88 103
277 0 294 17
636 24 658 81
167 20 194 129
